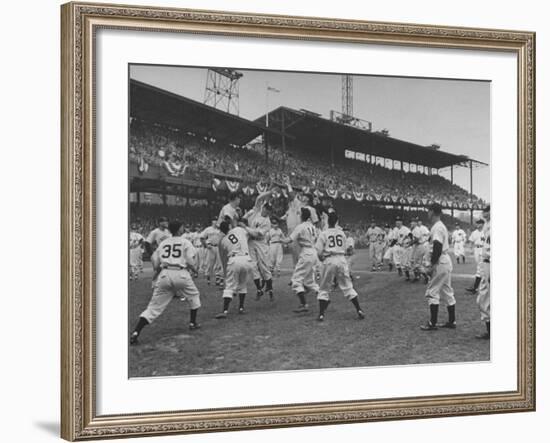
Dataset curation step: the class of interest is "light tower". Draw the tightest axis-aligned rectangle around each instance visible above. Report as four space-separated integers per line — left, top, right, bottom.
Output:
204 68 243 115
342 74 353 120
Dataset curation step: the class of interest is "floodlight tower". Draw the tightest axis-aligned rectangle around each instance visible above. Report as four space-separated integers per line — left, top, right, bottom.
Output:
342 74 353 120
204 68 243 115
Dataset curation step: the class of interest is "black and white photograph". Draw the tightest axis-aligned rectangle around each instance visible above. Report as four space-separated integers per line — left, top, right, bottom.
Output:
127 64 491 378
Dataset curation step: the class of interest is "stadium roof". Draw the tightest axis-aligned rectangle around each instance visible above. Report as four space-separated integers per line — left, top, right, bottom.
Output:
255 107 487 169
130 79 284 147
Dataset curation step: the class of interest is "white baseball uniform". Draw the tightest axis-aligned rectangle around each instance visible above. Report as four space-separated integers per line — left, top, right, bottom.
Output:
477 221 491 321
129 231 144 279
146 227 171 250
412 224 430 273
200 225 223 282
452 228 466 258
425 221 456 306
289 221 319 294
469 228 486 277
246 209 272 281
267 227 284 275
316 227 358 302
219 227 253 300
140 236 200 324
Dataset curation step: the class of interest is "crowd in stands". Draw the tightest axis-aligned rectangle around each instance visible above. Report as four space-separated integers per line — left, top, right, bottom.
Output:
130 119 485 208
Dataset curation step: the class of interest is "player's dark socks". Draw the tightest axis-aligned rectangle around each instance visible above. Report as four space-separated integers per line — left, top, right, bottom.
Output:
239 293 246 309
405 270 410 280
190 308 198 324
456 257 460 264
297 291 306 306
350 296 361 312
462 256 465 264
474 276 481 290
223 297 232 312
265 279 273 291
319 299 329 316
254 279 262 290
447 305 456 324
133 317 149 335
389 263 393 272
486 321 490 334
429 304 439 326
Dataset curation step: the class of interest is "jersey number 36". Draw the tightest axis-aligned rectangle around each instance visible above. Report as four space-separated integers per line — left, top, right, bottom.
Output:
328 235 344 247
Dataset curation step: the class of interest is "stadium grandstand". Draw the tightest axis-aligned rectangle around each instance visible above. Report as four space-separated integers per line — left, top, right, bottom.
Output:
129 79 487 244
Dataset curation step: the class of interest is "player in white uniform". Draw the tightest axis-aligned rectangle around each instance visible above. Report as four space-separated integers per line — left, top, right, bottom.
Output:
267 218 284 278
282 207 319 313
383 224 395 271
366 221 383 271
281 177 319 267
342 225 356 279
144 217 171 256
200 219 223 286
130 221 201 345
129 223 144 281
215 221 254 318
402 230 414 281
411 217 430 283
476 206 491 339
315 212 365 321
452 224 467 264
244 191 274 300
217 192 241 228
392 217 411 276
466 219 486 293
420 203 457 331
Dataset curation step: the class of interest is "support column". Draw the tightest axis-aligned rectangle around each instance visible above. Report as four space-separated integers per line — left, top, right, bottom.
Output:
281 110 286 169
264 131 269 163
469 160 474 225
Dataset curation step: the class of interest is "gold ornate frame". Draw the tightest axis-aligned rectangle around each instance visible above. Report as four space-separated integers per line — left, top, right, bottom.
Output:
61 1 536 440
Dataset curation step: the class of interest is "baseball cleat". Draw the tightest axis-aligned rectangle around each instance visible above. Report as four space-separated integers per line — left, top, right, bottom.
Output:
293 304 309 313
420 322 438 331
268 290 274 301
215 311 228 319
465 287 477 294
189 322 201 330
357 310 365 319
475 332 490 340
256 289 264 300
129 332 139 345
437 321 457 329
317 314 325 322
238 307 246 314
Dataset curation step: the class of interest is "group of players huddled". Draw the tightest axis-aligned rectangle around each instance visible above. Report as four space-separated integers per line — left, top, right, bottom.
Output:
129 179 491 346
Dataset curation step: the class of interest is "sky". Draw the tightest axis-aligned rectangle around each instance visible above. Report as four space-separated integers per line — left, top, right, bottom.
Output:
130 64 491 201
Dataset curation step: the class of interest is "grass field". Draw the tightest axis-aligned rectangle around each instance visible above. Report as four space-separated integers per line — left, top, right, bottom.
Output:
128 250 489 378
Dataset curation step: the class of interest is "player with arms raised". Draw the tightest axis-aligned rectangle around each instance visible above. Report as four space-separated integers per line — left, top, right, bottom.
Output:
315 212 365 322
129 221 201 345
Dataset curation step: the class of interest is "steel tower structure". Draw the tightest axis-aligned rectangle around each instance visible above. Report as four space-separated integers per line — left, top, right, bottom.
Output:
204 68 243 115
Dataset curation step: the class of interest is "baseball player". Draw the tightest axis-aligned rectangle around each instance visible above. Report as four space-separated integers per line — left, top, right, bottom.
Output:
343 225 356 279
129 221 201 345
366 220 383 271
215 221 254 318
392 216 411 276
466 219 486 293
129 223 144 281
315 212 365 321
200 219 223 286
373 227 386 271
244 190 275 300
402 230 414 281
420 203 457 331
217 192 241 228
452 223 467 264
383 224 395 271
267 218 284 278
282 207 319 313
411 217 430 283
476 206 491 339
144 216 171 256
